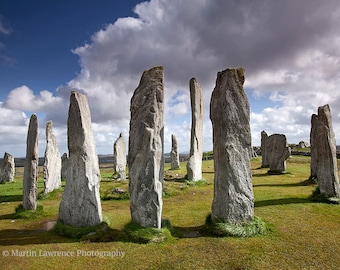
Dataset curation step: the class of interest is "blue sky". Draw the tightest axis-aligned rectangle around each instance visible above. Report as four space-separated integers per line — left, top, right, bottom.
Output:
1 0 340 157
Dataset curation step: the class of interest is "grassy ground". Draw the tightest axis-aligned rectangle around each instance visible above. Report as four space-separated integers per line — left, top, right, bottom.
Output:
0 156 339 270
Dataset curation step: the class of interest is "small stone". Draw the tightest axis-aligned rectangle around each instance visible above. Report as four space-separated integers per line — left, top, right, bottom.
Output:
113 132 127 179
266 134 291 173
170 134 180 169
0 152 15 183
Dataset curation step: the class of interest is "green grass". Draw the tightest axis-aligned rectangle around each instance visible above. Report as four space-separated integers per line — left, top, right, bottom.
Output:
0 157 339 269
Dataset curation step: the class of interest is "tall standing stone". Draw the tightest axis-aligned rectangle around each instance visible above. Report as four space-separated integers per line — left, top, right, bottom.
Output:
187 78 203 181
261 130 269 167
266 134 291 173
61 153 69 180
170 134 180 169
0 152 15 183
58 91 102 227
43 121 61 193
314 105 340 197
113 132 127 179
128 66 164 229
310 114 318 180
23 114 38 210
210 68 254 224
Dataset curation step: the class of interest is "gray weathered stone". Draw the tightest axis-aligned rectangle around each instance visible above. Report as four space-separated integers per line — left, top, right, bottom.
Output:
61 153 69 180
23 114 38 210
210 68 254 224
128 66 164 228
310 114 318 180
187 78 203 181
261 130 269 167
113 132 127 179
0 152 15 183
170 134 180 170
314 105 340 197
266 134 291 173
58 91 102 227
43 121 61 193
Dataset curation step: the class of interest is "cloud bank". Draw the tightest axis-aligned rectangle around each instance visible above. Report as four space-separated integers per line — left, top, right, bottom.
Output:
3 0 340 156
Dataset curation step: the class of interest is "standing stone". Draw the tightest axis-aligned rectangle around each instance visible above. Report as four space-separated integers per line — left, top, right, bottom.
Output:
58 91 102 227
261 130 269 167
113 132 127 179
314 105 340 197
43 121 61 193
266 134 291 173
128 66 164 229
187 78 203 181
310 114 318 180
61 153 69 180
210 68 254 224
0 152 15 183
23 114 38 210
170 134 180 169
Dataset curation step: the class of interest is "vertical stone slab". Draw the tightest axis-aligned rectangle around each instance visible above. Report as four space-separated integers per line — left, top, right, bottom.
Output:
266 134 291 173
58 91 102 227
23 114 38 210
43 121 61 193
310 114 318 180
187 78 203 181
170 134 180 169
128 66 164 229
0 152 15 183
210 68 254 224
315 105 340 197
61 153 69 180
113 132 127 179
261 130 269 167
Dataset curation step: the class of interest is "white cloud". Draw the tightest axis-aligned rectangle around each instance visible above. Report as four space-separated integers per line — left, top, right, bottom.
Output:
4 0 340 155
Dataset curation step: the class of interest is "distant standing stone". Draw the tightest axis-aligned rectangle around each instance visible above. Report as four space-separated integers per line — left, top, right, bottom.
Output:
128 66 164 228
0 152 15 183
187 78 203 181
310 114 318 180
261 130 269 167
23 114 38 210
43 121 61 193
266 134 291 173
113 132 127 179
170 134 180 169
210 68 254 224
61 153 69 180
58 91 102 227
313 105 340 197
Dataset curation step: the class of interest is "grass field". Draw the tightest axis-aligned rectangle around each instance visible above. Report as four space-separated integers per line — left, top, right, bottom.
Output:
0 156 339 270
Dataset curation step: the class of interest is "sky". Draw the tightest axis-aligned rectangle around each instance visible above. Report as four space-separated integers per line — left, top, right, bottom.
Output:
1 0 340 157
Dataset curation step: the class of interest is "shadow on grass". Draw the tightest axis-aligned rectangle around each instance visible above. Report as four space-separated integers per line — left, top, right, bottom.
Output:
255 197 311 207
253 179 315 188
0 226 127 246
0 195 23 203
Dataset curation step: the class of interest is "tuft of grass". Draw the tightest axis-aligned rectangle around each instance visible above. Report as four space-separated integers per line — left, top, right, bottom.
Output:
205 214 268 237
309 186 340 204
101 188 129 200
53 220 111 240
124 219 174 244
14 203 46 219
185 178 208 186
38 188 63 200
